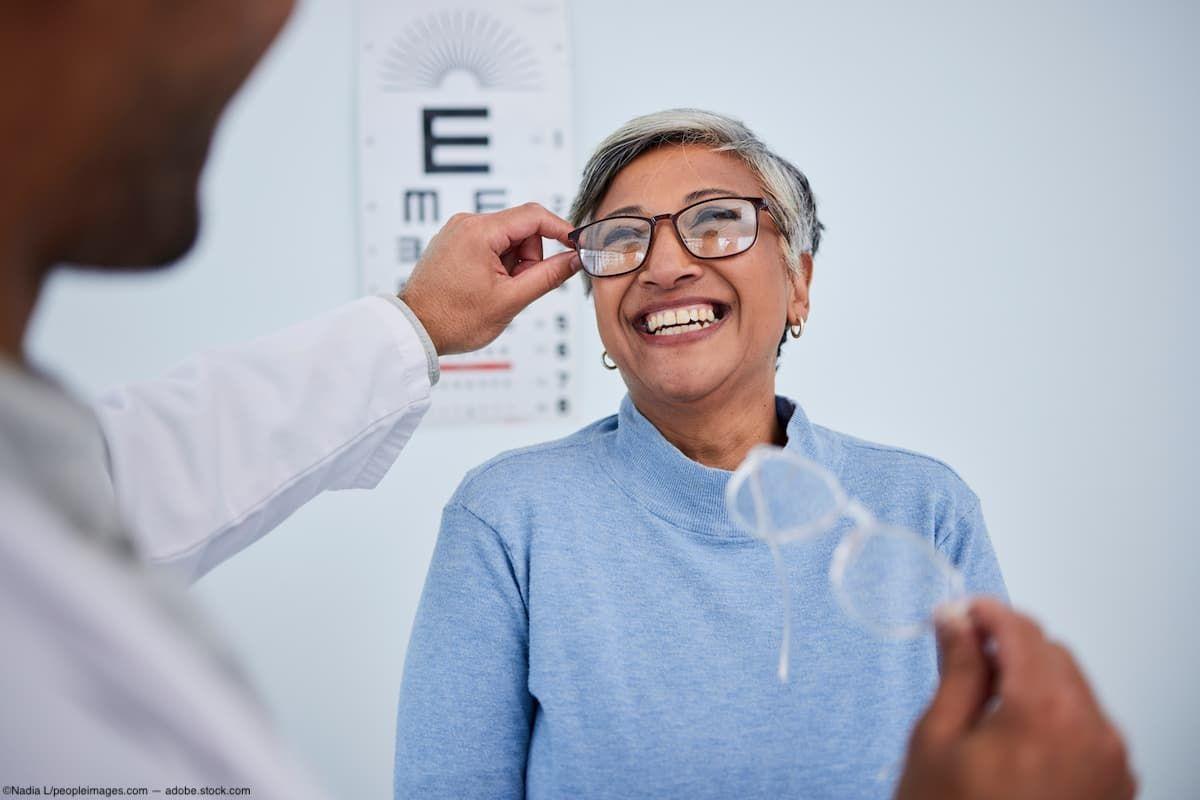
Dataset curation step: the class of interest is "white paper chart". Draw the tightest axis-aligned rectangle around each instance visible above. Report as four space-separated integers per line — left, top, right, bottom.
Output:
357 0 576 424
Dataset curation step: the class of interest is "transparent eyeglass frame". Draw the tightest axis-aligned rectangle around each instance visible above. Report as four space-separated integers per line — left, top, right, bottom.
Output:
725 444 966 681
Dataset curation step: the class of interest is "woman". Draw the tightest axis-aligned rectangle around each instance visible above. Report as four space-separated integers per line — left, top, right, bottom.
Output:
394 109 1005 799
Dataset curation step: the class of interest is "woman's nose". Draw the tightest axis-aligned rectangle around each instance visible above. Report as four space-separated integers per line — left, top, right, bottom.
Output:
637 220 702 288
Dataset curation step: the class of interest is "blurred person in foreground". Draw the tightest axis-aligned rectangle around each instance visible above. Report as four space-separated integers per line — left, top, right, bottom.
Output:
0 3 577 795
0 4 1132 799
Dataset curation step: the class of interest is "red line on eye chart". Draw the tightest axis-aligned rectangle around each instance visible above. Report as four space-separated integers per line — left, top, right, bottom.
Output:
440 361 514 372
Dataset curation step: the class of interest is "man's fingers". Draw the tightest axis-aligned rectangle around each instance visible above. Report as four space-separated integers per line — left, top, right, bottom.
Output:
513 234 545 267
968 597 1050 704
501 249 580 310
501 236 545 272
485 202 574 252
915 603 993 745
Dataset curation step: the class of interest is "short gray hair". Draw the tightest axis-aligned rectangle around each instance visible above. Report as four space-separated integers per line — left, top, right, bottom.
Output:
569 108 823 289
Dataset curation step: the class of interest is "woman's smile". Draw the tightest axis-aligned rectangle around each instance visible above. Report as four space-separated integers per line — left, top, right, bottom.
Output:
631 297 731 345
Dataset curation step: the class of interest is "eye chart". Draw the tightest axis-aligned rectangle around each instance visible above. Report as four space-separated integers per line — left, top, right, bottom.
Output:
357 0 576 424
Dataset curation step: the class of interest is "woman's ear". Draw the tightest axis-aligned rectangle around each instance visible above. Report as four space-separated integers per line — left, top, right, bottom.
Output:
787 253 813 324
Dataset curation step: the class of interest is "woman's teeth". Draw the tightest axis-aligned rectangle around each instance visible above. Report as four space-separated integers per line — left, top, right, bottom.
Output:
654 322 710 336
645 304 718 335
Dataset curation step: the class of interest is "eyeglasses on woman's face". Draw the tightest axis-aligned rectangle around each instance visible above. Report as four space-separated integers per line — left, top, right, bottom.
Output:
568 196 773 279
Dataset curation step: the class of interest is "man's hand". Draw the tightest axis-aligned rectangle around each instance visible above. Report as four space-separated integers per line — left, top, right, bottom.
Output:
398 202 581 355
895 598 1136 800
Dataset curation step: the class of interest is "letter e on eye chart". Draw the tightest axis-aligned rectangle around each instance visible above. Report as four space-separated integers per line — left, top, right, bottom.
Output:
357 0 577 424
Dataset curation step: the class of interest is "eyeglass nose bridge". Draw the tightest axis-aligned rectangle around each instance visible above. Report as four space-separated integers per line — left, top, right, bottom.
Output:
640 211 699 271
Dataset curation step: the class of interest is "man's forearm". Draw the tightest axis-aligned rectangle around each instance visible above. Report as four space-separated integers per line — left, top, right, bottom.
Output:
94 296 433 581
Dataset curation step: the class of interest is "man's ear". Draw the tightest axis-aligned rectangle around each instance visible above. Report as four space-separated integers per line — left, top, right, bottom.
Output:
787 252 813 324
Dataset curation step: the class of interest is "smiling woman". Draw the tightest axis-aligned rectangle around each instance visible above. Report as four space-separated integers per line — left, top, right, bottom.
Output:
393 109 1007 800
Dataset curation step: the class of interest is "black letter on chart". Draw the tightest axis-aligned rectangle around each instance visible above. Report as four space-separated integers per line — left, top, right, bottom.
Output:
404 189 440 223
423 108 490 174
397 236 424 263
474 189 507 213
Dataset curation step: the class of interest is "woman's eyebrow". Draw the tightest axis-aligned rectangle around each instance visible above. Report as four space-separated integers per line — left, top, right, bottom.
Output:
601 187 744 218
602 204 646 218
682 186 741 204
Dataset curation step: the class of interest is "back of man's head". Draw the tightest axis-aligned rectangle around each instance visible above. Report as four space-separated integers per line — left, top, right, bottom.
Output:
0 1 293 274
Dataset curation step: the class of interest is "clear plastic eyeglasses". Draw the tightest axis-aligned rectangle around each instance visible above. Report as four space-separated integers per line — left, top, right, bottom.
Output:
725 444 965 681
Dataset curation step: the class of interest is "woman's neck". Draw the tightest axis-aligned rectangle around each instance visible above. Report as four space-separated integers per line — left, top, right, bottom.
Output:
631 380 786 472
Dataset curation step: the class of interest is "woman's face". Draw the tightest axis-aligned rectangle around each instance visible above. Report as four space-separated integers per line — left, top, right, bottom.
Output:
591 145 810 408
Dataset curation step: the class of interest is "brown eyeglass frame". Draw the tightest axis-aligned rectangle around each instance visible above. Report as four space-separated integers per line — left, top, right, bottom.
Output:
567 196 773 278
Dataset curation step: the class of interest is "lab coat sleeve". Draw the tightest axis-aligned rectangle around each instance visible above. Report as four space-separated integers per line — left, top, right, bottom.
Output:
94 296 433 581
394 502 531 800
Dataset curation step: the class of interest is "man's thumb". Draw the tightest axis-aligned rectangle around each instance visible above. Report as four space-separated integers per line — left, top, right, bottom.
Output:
503 250 580 311
915 604 992 745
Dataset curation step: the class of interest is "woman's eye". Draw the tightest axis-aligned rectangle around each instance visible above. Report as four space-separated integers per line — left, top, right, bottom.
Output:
691 206 741 226
602 227 643 247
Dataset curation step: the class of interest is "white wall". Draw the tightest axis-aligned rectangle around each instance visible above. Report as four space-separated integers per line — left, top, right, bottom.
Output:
29 0 1199 797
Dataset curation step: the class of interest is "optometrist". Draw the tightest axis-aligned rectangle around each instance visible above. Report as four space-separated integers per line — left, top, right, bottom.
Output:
0 3 1132 799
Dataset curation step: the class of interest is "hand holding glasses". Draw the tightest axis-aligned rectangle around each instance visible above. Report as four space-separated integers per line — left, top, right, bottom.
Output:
725 445 966 681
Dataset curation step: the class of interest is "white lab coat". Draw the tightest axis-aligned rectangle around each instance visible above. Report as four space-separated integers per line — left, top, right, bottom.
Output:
0 297 432 797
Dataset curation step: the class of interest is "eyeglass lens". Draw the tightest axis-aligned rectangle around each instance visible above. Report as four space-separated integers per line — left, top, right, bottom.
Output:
832 526 963 640
727 450 842 541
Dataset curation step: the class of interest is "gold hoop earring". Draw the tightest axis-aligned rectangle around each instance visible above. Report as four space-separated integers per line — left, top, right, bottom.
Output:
601 350 618 370
789 316 807 339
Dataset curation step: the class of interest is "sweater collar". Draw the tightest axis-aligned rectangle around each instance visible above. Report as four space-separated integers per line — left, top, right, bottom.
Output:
599 394 838 538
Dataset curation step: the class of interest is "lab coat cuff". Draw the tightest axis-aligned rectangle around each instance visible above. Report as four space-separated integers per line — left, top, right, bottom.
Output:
353 296 436 489
377 293 440 386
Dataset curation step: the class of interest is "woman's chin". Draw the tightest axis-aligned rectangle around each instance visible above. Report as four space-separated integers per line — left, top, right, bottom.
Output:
634 372 731 407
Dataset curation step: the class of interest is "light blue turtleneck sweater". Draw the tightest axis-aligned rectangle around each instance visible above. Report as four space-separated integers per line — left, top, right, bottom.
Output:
394 396 1006 799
